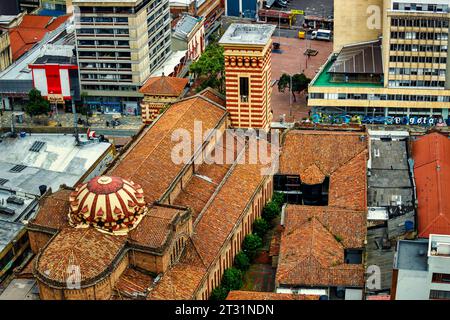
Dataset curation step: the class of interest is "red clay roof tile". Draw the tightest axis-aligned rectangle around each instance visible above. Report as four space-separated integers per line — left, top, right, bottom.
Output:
139 75 188 96
35 227 127 286
226 290 320 300
276 205 366 288
413 132 450 237
280 130 368 211
109 95 227 203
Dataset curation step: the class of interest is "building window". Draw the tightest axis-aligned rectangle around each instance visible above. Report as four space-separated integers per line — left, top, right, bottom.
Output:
344 249 363 264
239 77 249 102
430 290 450 300
432 273 450 283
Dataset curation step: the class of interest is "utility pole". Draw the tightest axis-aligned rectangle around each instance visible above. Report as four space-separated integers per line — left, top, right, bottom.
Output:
278 10 281 44
71 91 80 145
289 74 292 117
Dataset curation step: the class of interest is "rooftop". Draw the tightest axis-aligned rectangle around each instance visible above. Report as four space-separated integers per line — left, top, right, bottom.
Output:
0 27 71 83
279 130 368 211
226 290 320 300
0 134 112 195
150 50 187 77
276 205 366 288
150 139 274 299
9 15 70 61
0 187 39 254
109 95 227 203
368 137 414 208
328 40 383 75
311 58 384 88
429 234 450 257
413 132 450 238
0 279 39 300
34 227 127 287
396 239 429 271
219 23 276 46
173 15 202 40
139 75 188 97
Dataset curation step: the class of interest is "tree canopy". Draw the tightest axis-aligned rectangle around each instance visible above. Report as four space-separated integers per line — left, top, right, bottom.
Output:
190 43 225 94
25 88 50 116
277 73 311 102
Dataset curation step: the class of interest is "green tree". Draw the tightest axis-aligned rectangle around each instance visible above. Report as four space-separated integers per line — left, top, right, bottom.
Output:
253 218 270 238
190 43 225 94
242 234 263 261
210 286 229 300
25 88 50 116
221 267 243 291
272 192 286 208
262 201 281 222
277 73 311 102
234 252 250 271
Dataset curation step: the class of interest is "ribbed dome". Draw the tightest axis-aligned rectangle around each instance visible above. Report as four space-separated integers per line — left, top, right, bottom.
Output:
68 176 146 234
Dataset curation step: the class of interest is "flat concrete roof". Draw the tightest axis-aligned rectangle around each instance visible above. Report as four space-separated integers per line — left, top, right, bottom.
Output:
0 134 111 195
0 279 39 300
0 186 39 254
396 240 429 271
219 23 276 46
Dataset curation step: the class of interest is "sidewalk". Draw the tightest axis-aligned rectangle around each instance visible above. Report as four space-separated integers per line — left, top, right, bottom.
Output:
0 110 143 131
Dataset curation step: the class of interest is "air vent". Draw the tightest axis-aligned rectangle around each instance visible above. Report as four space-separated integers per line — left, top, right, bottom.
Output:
0 206 15 216
0 178 8 186
10 165 27 173
29 141 46 152
7 196 25 206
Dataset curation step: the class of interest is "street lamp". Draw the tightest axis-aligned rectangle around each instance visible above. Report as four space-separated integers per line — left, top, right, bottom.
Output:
278 7 285 44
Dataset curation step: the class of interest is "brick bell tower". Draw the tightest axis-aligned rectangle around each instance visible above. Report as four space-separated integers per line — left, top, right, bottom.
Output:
219 24 276 130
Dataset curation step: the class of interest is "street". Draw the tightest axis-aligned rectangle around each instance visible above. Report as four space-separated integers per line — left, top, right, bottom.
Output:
288 0 334 18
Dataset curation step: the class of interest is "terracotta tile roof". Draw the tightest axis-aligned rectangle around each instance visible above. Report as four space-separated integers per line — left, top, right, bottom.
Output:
29 188 72 231
150 141 275 299
139 75 188 96
128 205 186 250
192 150 270 268
280 130 368 211
173 174 218 220
109 95 227 204
114 268 154 299
149 240 207 300
34 227 127 287
226 290 320 300
413 132 450 238
276 205 366 288
198 87 226 107
174 133 244 220
367 294 391 300
9 15 69 61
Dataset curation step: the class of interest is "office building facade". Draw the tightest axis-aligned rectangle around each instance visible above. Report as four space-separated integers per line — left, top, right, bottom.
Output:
309 0 450 120
73 0 171 113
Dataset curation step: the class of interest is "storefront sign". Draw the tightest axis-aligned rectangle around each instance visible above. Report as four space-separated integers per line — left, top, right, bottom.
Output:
312 113 449 127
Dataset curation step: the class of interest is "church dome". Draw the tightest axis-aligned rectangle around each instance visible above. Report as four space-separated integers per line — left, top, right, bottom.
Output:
68 176 146 234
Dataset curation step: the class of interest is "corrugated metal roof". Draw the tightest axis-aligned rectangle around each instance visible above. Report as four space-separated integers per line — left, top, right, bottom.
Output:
413 132 450 238
329 39 383 75
173 15 201 40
